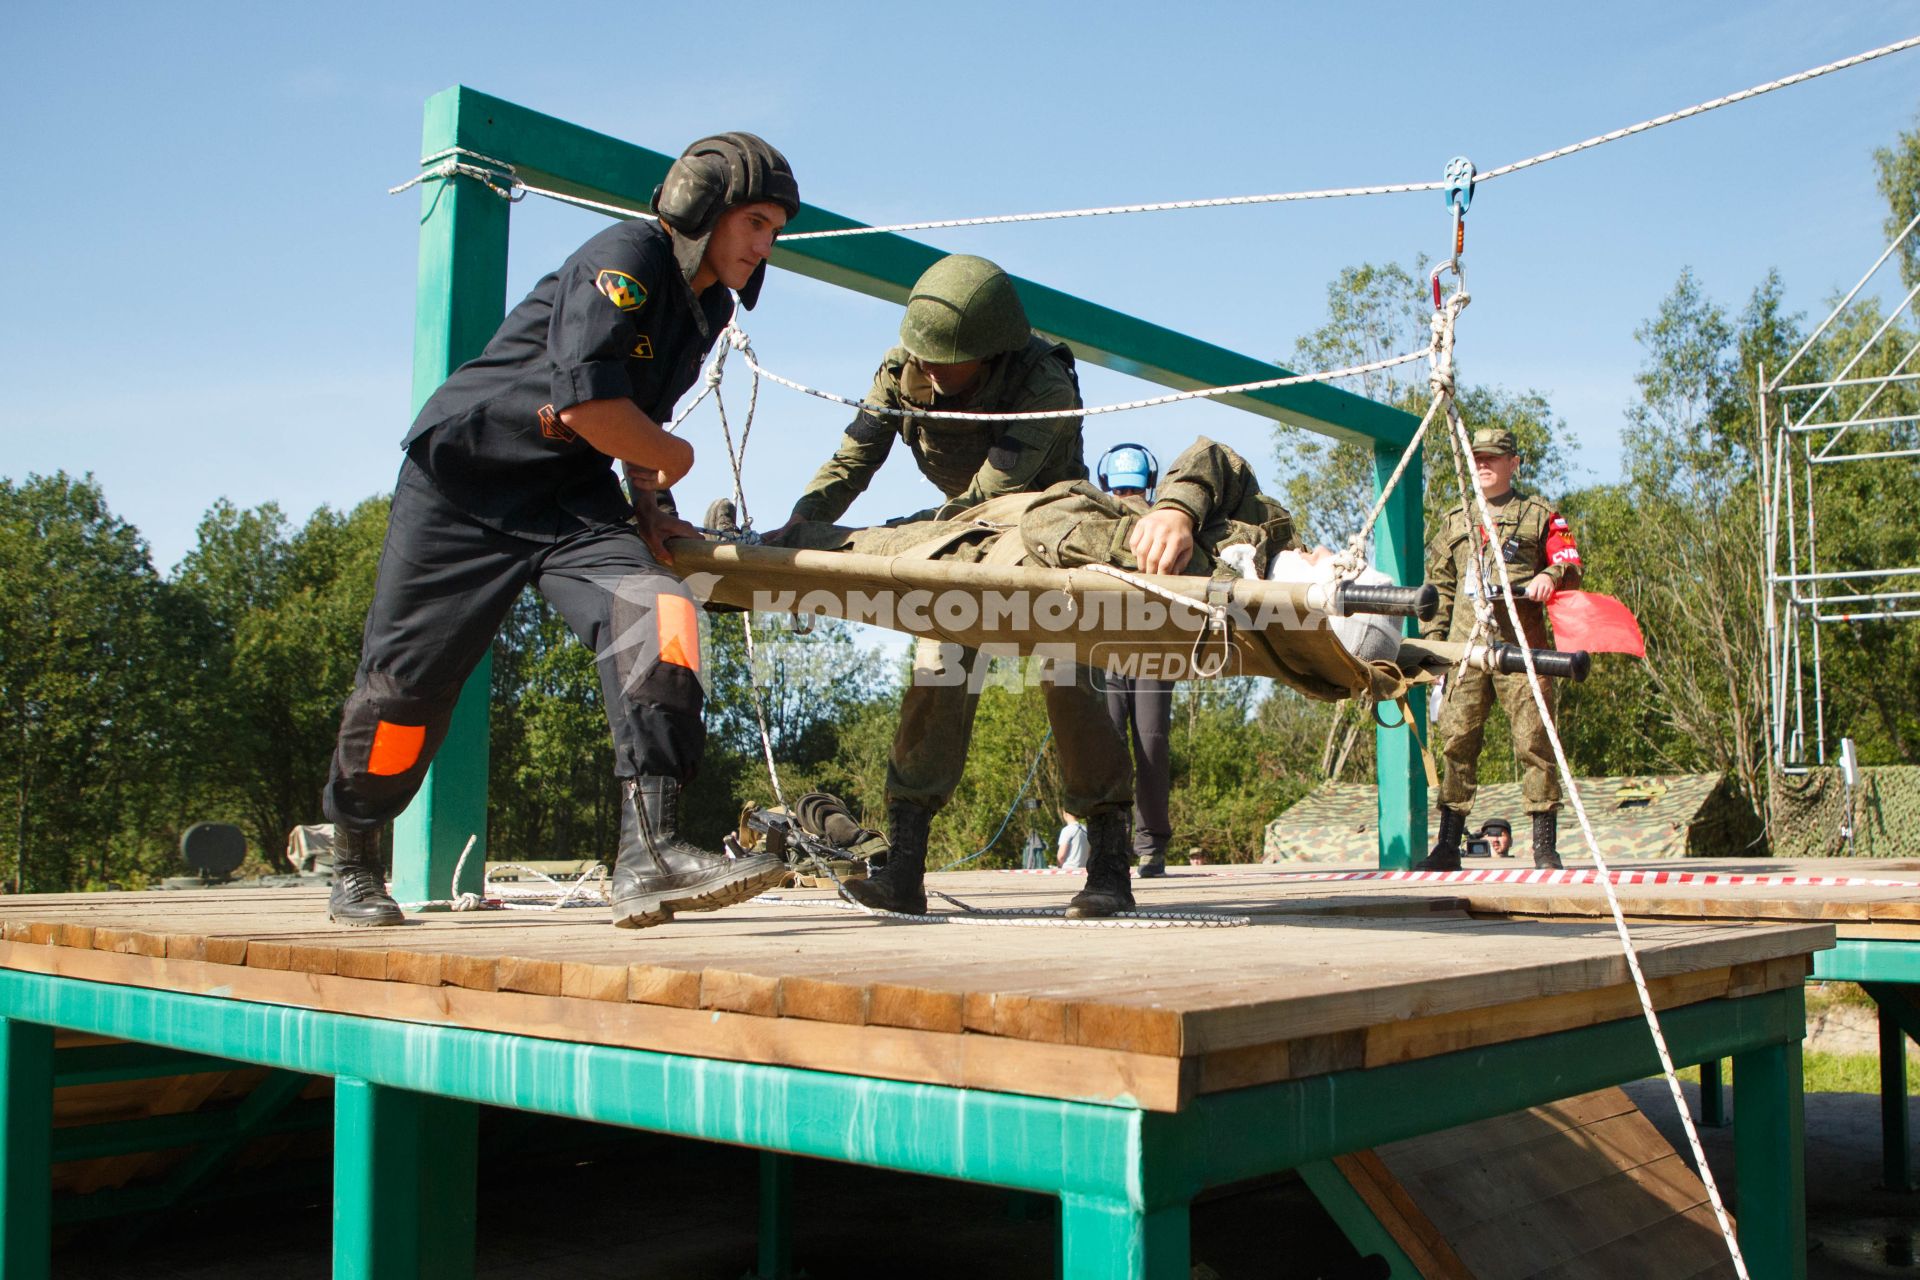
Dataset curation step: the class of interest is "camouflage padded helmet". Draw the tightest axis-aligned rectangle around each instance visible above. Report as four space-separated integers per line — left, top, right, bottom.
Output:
899 255 1030 364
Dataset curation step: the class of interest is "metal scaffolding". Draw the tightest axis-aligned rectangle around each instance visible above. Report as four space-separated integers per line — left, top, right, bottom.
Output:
1761 207 1920 771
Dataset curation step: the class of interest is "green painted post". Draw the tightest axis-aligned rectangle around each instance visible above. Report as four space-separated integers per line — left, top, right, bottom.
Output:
755 1152 795 1279
1733 1024 1807 1280
0 1019 51 1280
1879 1004 1911 1191
1698 1057 1727 1128
1059 1194 1188 1280
390 88 511 904
1372 441 1426 869
333 1078 477 1280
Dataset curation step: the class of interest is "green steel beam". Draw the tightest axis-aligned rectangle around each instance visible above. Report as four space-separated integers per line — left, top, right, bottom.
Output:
418 86 1420 448
1371 442 1427 868
1811 938 1920 983
1860 983 1917 1191
50 1093 326 1164
0 1019 52 1280
1296 1160 1420 1278
1733 1041 1807 1279
53 1042 234 1087
753 1152 795 1280
390 93 511 905
1698 1057 1728 1128
334 1080 477 1280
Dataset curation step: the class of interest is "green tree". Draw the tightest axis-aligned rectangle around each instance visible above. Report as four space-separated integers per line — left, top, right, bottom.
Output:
1875 110 1920 289
172 496 388 870
0 474 179 891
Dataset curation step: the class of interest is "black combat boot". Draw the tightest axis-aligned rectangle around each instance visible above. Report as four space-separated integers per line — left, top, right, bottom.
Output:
1413 806 1468 872
1066 810 1135 919
327 825 403 927
1532 810 1563 870
840 798 932 915
611 777 789 929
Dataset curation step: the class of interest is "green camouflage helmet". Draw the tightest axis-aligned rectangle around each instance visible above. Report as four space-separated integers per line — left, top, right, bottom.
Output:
899 255 1030 364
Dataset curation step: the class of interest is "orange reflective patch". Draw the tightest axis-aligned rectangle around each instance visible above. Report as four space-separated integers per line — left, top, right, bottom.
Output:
367 720 427 777
656 594 701 672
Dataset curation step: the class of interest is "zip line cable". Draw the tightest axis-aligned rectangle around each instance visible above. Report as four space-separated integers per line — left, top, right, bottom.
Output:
393 35 1919 238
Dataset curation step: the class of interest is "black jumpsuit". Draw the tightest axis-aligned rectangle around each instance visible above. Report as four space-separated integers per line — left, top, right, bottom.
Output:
322 220 729 832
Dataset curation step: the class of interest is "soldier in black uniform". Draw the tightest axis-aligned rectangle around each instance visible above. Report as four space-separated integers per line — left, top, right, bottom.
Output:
321 133 801 930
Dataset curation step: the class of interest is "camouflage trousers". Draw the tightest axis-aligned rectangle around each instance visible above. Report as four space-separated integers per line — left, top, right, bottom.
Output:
1434 667 1561 814
888 639 1134 820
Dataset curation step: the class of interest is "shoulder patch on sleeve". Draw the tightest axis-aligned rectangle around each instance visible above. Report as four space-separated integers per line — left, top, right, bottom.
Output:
596 269 647 312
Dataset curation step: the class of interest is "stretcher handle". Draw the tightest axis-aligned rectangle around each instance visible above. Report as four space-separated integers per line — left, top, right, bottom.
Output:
1332 581 1440 622
1492 643 1591 682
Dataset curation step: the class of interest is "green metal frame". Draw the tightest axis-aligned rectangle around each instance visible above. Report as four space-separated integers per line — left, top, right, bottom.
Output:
395 87 1428 898
1829 940 1920 1193
0 970 1806 1278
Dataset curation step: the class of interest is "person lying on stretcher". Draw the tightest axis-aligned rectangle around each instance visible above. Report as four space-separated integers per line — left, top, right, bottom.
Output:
744 435 1411 666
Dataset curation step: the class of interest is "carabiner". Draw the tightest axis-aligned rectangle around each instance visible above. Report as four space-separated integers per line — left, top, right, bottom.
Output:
1430 258 1467 310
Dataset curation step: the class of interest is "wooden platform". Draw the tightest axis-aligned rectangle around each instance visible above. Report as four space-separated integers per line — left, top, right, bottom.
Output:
0 874 1830 1114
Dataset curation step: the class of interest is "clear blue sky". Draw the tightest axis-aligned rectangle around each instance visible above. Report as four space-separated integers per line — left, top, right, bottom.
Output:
5 2 1918 573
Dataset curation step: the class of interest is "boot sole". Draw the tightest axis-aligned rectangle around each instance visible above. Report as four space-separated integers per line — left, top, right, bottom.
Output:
328 908 404 928
612 860 792 929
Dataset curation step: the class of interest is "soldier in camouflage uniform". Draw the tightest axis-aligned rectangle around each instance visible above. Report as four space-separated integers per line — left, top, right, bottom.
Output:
774 255 1137 918
1416 427 1583 870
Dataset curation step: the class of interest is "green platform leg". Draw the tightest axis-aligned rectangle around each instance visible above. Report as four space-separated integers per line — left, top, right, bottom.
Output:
1371 440 1426 870
1733 1038 1807 1280
1698 1058 1728 1128
1059 1194 1188 1280
333 1078 477 1280
389 87 511 906
1880 1005 1911 1191
753 1152 795 1280
0 1020 52 1280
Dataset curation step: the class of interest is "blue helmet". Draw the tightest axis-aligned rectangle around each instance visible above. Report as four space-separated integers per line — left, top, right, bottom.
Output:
1096 443 1158 495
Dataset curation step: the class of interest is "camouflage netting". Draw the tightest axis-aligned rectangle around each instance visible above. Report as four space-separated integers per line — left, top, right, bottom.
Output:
1262 773 1763 864
1769 765 1920 859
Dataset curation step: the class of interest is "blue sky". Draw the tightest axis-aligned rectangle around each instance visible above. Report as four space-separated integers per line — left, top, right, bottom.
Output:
5 2 1918 574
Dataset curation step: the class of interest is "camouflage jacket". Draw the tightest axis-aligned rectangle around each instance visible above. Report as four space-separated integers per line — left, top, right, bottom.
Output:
789 335 1087 523
776 436 1295 578
1422 490 1582 645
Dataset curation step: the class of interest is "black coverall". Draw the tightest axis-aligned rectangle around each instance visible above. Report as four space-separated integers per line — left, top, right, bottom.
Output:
322 220 729 832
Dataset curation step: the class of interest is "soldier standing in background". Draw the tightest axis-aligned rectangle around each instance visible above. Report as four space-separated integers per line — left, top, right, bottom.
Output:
1094 443 1175 878
1416 427 1582 870
771 255 1138 918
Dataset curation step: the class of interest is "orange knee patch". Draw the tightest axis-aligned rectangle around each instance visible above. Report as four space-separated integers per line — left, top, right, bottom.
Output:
367 720 427 776
656 594 700 671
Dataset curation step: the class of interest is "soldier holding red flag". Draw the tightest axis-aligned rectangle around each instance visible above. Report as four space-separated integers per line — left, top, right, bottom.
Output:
1416 427 1583 870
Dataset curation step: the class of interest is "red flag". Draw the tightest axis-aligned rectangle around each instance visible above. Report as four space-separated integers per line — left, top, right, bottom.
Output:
1546 590 1645 657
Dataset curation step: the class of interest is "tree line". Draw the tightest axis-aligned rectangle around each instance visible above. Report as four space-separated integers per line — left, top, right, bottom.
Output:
2 117 1914 891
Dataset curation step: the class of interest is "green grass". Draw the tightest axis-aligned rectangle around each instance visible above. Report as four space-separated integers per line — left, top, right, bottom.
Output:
1657 1050 1917 1096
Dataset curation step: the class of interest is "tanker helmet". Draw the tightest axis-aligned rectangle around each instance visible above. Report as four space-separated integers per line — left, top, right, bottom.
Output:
1096 443 1159 496
652 132 799 309
899 255 1030 364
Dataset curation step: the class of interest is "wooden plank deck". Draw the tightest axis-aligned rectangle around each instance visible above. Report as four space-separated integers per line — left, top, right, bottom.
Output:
0 874 1830 1113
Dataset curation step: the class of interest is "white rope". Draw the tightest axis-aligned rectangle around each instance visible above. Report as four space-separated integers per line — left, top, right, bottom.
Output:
1439 400 1752 1280
714 324 1428 422
700 337 790 812
752 892 1251 929
769 36 1920 241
